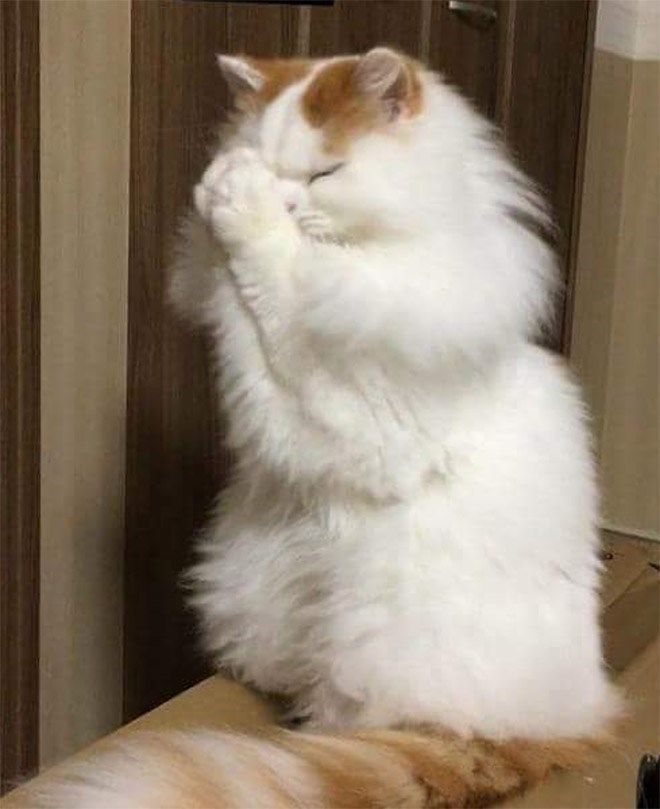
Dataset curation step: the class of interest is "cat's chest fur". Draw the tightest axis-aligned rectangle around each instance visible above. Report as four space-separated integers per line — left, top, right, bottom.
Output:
216 279 504 501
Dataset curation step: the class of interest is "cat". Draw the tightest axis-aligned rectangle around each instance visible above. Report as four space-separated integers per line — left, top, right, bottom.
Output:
43 47 621 808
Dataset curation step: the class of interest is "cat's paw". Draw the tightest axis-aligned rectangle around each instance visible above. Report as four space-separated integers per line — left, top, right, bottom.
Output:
193 147 257 223
194 148 292 249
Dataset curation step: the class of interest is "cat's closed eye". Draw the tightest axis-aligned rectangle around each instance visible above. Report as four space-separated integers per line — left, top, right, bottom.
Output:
309 163 345 184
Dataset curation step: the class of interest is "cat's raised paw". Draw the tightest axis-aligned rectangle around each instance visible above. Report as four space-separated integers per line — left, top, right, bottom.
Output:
194 148 287 248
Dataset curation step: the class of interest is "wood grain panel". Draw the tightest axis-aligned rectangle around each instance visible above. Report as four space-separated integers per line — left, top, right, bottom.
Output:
428 0 499 118
307 1 498 117
125 0 302 722
126 0 216 723
0 0 40 793
226 1 299 55
308 0 424 57
500 0 595 349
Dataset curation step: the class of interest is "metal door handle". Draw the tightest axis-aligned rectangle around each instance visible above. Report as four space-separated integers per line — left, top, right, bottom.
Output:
448 1 498 27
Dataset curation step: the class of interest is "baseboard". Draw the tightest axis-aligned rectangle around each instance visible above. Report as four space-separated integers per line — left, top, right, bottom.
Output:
600 520 660 543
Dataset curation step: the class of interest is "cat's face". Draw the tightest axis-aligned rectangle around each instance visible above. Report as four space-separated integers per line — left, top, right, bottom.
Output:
218 49 425 239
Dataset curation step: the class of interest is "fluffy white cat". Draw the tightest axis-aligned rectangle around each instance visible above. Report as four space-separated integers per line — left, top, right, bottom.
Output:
41 48 621 808
173 46 617 736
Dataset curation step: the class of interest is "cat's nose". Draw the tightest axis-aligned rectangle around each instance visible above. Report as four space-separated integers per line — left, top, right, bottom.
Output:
286 200 297 213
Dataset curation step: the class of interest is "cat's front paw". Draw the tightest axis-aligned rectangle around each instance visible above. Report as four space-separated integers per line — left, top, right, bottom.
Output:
193 147 258 225
194 148 293 250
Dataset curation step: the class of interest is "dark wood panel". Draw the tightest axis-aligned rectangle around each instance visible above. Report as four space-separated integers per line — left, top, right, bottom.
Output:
226 1 300 55
125 0 302 722
0 0 40 793
429 0 499 118
308 0 425 57
307 1 498 117
498 0 595 350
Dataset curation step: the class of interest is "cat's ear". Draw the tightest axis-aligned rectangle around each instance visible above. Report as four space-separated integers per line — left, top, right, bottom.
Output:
355 47 418 120
217 55 264 95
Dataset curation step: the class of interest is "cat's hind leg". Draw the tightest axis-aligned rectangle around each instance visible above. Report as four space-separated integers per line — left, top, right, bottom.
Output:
188 500 322 699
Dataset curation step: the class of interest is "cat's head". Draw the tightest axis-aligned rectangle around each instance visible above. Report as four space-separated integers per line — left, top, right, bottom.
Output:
216 48 427 239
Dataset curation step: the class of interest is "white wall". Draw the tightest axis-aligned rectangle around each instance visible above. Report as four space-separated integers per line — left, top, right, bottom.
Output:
571 0 659 540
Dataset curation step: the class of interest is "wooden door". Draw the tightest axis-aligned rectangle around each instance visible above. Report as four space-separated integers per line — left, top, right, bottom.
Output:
126 0 307 722
125 0 595 720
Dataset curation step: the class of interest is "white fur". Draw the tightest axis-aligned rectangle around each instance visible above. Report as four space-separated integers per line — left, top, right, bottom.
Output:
171 57 619 743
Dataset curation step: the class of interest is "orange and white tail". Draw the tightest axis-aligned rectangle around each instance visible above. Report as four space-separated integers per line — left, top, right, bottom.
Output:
34 725 606 808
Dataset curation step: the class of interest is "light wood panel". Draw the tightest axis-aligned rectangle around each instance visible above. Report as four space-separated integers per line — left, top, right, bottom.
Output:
39 0 131 767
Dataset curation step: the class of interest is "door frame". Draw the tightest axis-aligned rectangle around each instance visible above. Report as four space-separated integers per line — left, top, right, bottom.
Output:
0 0 40 793
561 0 598 353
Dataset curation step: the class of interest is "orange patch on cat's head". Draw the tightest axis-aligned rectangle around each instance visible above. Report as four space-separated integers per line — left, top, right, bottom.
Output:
218 54 313 110
218 49 424 155
301 50 424 155
246 57 313 104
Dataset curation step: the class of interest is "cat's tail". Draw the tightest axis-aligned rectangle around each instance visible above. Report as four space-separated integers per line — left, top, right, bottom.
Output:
28 723 610 809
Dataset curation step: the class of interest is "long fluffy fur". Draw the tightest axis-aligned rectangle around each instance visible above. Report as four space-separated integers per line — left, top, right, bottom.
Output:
36 49 620 807
38 726 608 808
